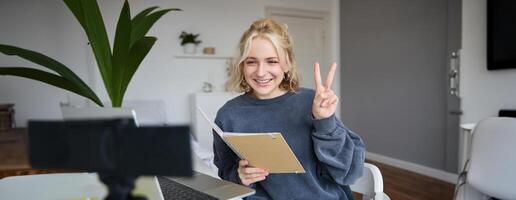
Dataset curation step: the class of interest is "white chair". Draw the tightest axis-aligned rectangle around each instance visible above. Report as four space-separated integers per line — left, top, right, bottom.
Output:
120 100 168 126
455 117 516 200
351 163 391 200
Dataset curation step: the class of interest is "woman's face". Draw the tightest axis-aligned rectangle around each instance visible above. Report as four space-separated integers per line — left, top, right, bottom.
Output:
243 37 288 99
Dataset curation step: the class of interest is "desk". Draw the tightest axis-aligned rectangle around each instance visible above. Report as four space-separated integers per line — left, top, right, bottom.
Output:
458 123 476 172
0 172 108 200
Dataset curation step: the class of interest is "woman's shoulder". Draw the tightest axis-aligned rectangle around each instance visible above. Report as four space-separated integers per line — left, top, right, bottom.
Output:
217 94 246 116
295 87 316 99
297 87 315 94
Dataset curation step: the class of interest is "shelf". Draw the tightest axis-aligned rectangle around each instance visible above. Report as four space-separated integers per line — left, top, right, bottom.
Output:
174 54 234 60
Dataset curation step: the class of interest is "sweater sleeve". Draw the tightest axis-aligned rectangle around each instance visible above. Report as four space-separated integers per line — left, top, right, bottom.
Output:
212 117 242 184
312 114 366 185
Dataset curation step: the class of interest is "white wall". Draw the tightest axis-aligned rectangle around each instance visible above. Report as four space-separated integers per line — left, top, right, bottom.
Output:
0 0 90 124
0 0 338 126
461 0 516 124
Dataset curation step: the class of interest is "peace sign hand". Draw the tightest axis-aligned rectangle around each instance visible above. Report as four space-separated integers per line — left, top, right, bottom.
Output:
312 62 338 120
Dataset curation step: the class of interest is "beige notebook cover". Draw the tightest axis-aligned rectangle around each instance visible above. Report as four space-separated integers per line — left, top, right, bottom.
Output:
198 107 305 173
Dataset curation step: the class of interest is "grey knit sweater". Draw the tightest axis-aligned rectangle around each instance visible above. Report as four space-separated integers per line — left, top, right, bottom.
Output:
213 88 365 200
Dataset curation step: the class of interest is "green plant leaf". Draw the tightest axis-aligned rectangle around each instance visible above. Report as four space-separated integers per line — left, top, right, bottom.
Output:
2 1 180 109
179 32 202 45
130 8 180 47
63 0 86 29
0 44 102 107
65 0 114 101
111 0 132 107
0 67 103 106
131 6 159 31
119 36 157 100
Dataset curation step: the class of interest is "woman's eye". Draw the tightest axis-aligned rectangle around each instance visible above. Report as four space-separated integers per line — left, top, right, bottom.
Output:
268 60 279 64
245 60 257 65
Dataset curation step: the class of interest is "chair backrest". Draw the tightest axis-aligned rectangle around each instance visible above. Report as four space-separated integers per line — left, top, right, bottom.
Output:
61 106 139 126
121 100 168 126
468 117 516 199
351 163 390 200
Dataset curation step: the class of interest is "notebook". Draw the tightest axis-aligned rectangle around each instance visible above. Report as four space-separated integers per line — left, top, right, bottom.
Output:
198 107 305 173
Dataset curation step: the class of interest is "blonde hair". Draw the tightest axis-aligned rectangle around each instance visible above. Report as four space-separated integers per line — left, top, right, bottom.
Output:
226 18 300 93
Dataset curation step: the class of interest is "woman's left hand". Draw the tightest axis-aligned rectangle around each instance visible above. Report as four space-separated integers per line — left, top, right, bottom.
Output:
312 62 339 120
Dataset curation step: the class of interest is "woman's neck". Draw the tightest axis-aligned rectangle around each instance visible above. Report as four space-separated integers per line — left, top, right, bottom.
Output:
250 89 288 100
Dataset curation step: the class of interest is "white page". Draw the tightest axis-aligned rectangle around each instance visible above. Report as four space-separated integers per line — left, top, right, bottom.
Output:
197 107 279 139
197 107 247 159
197 107 225 138
224 132 279 139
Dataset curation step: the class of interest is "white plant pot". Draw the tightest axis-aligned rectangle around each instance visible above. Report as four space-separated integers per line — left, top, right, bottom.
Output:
183 43 197 54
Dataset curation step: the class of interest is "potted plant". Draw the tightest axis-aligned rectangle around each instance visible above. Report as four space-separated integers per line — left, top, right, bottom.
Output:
179 31 202 54
0 1 181 198
0 0 180 108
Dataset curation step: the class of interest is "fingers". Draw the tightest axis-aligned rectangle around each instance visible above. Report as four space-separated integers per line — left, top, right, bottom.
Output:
313 91 324 108
314 90 335 107
238 160 268 186
242 171 268 179
323 95 338 107
242 167 268 174
239 171 267 186
238 160 266 174
325 62 337 88
239 160 248 167
313 89 338 120
243 176 267 186
329 95 339 105
314 62 338 92
314 63 323 91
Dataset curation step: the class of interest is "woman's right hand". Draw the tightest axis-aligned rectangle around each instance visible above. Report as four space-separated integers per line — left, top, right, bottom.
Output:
237 160 269 186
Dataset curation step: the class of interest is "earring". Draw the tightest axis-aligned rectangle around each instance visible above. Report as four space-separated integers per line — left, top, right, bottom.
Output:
283 72 290 82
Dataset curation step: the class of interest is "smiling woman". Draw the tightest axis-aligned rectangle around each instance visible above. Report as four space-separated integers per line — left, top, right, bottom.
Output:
214 18 366 200
226 18 299 95
242 38 287 99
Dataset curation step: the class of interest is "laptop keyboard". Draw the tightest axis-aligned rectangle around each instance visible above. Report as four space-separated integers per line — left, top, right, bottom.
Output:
157 176 219 200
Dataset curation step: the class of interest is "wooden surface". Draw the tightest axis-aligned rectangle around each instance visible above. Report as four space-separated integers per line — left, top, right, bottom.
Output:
0 128 72 179
0 129 29 171
354 160 455 200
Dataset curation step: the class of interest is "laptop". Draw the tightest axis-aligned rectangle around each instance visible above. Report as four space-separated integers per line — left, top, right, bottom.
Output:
160 173 256 200
134 143 255 200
